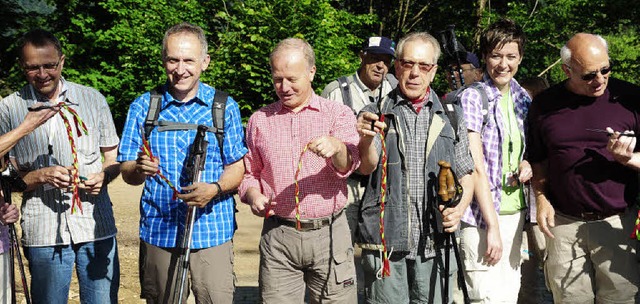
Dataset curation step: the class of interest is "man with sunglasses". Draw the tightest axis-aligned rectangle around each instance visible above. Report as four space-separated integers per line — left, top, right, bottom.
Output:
321 36 398 241
528 33 640 303
356 32 475 303
0 29 121 303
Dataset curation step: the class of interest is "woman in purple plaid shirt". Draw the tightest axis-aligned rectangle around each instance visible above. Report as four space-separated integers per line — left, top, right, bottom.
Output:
457 18 533 303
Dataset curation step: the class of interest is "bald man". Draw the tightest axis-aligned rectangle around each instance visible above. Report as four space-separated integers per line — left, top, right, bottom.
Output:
528 33 640 303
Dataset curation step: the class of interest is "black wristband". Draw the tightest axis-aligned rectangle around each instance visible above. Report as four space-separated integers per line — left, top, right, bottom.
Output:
211 181 222 197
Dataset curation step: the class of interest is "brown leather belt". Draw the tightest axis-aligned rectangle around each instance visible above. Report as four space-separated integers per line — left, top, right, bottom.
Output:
271 209 344 231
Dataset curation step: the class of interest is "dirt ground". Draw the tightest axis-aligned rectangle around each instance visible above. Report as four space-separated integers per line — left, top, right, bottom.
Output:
13 176 264 303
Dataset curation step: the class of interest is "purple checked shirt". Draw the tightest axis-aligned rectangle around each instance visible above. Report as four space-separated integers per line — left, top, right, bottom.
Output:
459 75 531 228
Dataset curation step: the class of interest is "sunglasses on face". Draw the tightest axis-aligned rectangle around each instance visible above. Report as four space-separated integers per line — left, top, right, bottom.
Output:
398 59 437 72
576 65 612 81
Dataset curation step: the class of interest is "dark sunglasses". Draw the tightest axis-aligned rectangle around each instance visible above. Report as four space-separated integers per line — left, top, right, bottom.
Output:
579 65 612 81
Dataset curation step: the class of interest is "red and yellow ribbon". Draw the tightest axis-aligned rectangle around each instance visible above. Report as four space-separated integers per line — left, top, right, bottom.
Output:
138 125 179 200
378 114 391 278
58 103 88 214
294 144 309 230
631 210 640 240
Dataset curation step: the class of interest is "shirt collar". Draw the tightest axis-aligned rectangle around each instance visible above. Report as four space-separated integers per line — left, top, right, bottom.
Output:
160 81 209 109
354 72 372 93
275 93 321 113
481 73 530 104
29 77 68 103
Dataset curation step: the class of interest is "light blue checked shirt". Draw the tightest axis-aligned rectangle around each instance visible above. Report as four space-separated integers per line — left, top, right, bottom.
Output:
459 74 531 228
117 82 247 249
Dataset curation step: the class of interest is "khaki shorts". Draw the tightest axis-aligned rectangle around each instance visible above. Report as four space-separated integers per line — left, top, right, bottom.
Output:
259 211 356 304
545 209 640 304
140 240 235 304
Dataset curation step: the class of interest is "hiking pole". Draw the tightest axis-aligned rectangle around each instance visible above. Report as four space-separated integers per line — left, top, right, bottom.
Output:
438 30 459 91
437 160 470 304
0 157 31 304
438 25 467 90
173 125 209 304
445 25 467 88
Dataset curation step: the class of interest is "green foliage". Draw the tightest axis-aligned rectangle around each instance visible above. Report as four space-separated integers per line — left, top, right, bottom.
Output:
1 0 640 132
209 0 375 119
495 0 640 86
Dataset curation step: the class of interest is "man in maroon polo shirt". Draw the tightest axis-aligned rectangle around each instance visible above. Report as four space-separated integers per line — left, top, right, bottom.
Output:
528 33 640 303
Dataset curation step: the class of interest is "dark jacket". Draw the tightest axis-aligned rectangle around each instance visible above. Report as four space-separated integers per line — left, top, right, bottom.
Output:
356 88 468 252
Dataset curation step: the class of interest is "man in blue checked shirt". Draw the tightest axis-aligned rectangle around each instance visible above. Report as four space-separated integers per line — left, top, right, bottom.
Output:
118 22 247 304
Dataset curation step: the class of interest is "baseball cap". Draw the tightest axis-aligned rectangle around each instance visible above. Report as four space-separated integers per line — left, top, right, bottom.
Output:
362 36 395 57
449 51 481 68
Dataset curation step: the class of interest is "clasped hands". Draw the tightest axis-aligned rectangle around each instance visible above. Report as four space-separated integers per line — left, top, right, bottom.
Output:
134 152 219 208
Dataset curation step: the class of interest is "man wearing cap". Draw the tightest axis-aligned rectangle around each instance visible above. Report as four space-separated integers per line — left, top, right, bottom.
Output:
444 51 483 90
322 36 398 114
321 36 398 239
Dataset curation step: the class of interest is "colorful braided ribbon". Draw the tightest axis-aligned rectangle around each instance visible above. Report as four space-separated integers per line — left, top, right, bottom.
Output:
294 144 310 230
139 125 180 200
58 103 88 214
631 210 640 240
378 114 391 278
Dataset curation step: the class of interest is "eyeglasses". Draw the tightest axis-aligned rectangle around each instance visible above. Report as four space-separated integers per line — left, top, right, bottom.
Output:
567 63 612 81
23 59 61 74
398 59 437 72
579 66 612 81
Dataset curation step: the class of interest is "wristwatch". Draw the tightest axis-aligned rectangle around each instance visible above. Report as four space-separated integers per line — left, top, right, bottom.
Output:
211 181 222 197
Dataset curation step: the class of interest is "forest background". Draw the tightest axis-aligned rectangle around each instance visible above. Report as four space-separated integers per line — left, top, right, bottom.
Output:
1 0 638 132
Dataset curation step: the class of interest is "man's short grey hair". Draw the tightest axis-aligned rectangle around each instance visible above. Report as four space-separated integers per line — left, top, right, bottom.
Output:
162 22 208 60
560 34 608 65
395 32 441 63
269 38 316 71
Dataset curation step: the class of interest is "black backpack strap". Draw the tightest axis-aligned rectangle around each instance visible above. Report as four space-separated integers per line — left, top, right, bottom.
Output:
144 90 163 138
211 89 228 154
442 100 460 142
337 76 353 111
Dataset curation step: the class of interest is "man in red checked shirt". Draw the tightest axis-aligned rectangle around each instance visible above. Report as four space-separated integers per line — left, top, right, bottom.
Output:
239 38 361 303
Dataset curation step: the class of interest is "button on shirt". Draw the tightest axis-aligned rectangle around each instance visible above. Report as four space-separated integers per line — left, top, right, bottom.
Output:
0 80 120 246
117 82 247 249
239 94 360 219
459 75 531 228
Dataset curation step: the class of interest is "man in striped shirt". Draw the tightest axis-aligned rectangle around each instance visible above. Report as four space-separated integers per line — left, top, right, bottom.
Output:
239 38 360 303
0 29 120 303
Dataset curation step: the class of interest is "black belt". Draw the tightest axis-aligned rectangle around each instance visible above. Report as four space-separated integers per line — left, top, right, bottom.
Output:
271 209 344 231
560 211 622 222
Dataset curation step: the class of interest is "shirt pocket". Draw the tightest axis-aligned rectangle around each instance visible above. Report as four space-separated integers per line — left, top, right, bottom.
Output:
76 127 100 170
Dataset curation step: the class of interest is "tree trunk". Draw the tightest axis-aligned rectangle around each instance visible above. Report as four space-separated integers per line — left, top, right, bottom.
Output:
473 0 488 52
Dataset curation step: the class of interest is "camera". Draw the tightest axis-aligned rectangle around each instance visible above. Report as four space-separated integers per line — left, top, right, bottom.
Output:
1 161 27 192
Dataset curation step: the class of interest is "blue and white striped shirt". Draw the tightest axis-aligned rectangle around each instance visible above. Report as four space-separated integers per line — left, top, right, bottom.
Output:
117 82 247 249
0 80 119 246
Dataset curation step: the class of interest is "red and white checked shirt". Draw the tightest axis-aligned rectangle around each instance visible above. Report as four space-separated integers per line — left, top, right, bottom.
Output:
239 94 360 219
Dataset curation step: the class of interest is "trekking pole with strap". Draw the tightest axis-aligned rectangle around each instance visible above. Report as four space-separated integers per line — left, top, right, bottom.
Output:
172 125 209 304
436 160 470 304
438 25 467 91
0 157 31 304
